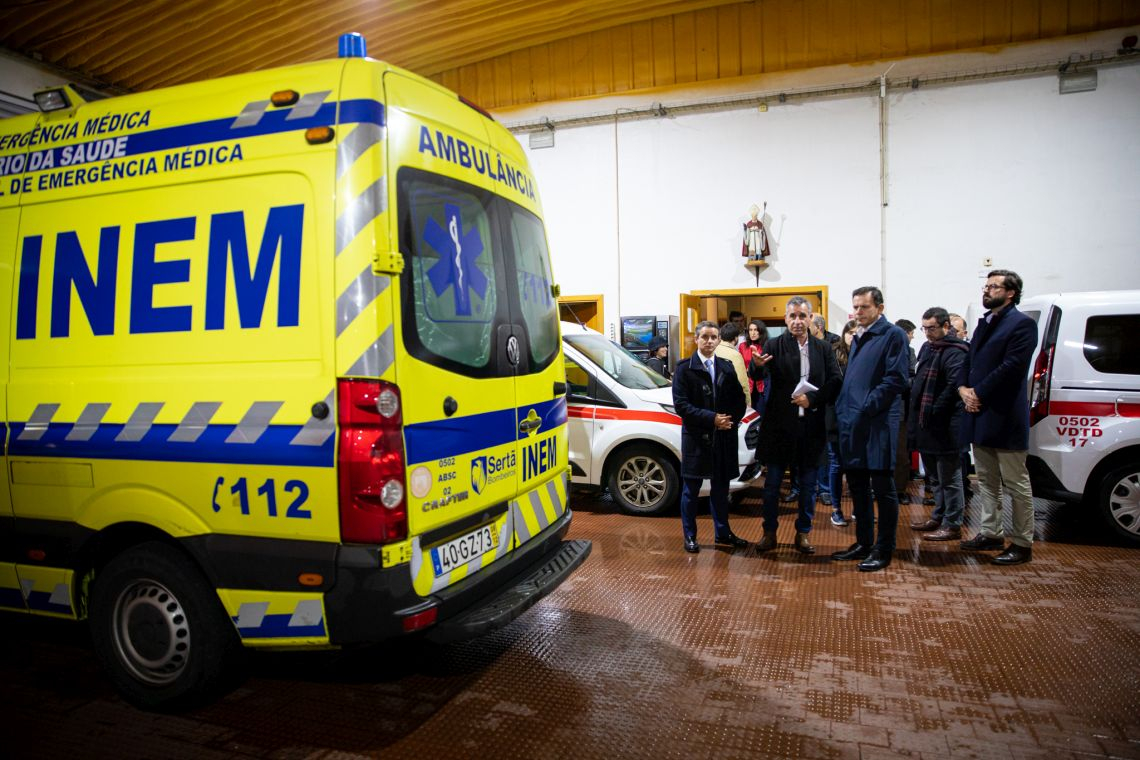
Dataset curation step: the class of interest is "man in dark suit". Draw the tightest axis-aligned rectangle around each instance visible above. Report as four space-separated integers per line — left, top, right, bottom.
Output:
672 320 749 554
957 270 1039 565
752 298 841 554
833 286 911 571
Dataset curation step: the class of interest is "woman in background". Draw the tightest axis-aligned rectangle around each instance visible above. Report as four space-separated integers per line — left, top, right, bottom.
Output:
825 320 858 526
740 319 770 416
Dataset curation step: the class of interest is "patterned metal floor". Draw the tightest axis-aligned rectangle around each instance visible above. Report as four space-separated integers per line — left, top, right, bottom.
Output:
3 482 1138 759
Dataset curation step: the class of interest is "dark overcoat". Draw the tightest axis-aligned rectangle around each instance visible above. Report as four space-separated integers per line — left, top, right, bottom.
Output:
672 352 746 480
755 332 841 464
836 316 910 470
907 336 968 455
957 305 1038 450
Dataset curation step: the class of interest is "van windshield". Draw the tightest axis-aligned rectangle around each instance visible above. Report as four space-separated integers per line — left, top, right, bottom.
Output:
564 333 670 390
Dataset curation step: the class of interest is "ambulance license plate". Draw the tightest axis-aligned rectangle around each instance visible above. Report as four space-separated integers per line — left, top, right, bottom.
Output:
430 524 498 576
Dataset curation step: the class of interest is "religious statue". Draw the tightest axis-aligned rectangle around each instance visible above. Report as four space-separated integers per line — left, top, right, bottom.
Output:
741 202 770 260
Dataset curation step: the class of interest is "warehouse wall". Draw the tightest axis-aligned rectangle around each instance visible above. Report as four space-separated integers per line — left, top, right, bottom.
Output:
526 63 1140 335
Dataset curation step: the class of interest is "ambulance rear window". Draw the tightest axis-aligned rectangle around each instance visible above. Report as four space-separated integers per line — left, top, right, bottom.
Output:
509 206 558 366
403 176 499 369
1084 315 1140 375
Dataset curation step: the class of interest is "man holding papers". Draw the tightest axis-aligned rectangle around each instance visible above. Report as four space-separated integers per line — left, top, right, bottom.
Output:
751 297 841 555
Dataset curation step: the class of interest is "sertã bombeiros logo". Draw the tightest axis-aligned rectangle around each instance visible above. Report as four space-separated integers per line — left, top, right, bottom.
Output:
471 452 516 494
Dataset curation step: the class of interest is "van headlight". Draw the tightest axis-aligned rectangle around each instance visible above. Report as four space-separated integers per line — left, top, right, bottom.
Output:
660 404 676 415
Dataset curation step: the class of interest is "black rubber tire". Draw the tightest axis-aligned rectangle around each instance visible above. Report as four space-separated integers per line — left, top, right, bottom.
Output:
1097 462 1140 546
606 444 679 516
88 541 243 711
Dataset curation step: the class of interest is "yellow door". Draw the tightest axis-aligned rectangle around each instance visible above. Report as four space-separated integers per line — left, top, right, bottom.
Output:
679 293 701 359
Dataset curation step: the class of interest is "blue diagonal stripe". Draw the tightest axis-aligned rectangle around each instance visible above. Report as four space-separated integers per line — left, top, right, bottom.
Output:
7 421 333 467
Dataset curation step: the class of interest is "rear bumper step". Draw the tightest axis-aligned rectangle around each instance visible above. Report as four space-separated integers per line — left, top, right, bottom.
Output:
427 539 592 643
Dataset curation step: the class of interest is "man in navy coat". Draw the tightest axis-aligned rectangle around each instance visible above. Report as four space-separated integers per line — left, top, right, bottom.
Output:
957 270 1039 565
833 286 911 571
672 320 749 554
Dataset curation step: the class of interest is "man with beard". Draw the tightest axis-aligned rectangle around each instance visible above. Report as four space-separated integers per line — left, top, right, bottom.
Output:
957 270 1039 565
908 308 969 541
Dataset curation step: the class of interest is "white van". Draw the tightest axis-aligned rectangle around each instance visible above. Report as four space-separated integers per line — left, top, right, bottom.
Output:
1023 291 1140 544
560 322 759 515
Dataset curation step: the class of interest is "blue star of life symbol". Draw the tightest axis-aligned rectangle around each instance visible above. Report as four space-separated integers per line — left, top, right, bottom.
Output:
424 203 487 316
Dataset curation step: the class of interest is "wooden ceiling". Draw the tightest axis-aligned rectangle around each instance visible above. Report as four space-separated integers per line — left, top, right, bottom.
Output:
2 0 1137 110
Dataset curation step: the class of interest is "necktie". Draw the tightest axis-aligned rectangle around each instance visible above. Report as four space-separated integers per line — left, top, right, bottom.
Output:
705 358 715 402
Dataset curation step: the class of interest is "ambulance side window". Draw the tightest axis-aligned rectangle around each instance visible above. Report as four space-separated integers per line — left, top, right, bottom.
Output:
507 206 559 368
1084 315 1140 375
400 172 503 372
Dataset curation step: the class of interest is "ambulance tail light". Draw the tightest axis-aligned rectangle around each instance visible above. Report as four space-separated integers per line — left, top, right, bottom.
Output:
1029 306 1062 427
337 379 407 544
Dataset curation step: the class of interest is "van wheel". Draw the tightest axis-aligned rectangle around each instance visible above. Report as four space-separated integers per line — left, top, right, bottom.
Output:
607 445 679 516
89 542 242 711
1098 463 1140 545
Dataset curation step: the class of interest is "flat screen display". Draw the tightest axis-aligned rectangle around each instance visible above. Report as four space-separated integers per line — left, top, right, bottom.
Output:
621 316 655 349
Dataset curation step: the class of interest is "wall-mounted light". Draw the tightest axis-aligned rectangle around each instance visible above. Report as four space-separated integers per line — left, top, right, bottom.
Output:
1059 69 1097 94
528 118 555 149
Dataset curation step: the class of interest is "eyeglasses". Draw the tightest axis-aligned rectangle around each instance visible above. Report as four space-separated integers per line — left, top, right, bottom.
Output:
982 284 1006 292
920 325 943 333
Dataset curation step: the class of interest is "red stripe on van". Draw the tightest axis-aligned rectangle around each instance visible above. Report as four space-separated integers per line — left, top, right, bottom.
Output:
568 405 761 425
568 405 681 425
1049 401 1140 417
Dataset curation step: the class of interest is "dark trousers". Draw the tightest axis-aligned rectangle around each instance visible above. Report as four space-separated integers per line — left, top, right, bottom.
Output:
762 461 818 533
846 468 899 553
761 416 820 534
921 451 965 527
680 476 730 539
826 441 843 507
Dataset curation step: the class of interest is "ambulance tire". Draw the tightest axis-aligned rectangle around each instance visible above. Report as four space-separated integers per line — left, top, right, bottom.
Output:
89 541 243 711
607 444 679 517
1097 462 1140 546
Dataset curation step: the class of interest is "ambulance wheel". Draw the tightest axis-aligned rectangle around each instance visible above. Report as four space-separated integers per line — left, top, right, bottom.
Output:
607 445 678 516
1097 462 1140 546
89 541 242 711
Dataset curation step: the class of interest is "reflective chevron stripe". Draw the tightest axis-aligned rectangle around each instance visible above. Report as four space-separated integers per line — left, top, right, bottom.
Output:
334 117 394 379
286 91 330 120
346 327 395 378
231 598 326 639
66 403 110 441
337 266 390 336
169 402 222 443
336 177 387 255
7 399 335 467
17 403 59 441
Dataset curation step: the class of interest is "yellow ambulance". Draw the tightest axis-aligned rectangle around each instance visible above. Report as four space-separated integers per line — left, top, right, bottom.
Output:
0 33 589 709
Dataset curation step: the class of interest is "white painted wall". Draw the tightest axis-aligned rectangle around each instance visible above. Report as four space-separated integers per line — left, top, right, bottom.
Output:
526 64 1140 340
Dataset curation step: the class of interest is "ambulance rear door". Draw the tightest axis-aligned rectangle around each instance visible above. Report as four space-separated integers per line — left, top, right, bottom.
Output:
383 71 540 596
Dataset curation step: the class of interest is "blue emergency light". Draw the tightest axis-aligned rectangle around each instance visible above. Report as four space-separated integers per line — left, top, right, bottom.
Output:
339 33 367 58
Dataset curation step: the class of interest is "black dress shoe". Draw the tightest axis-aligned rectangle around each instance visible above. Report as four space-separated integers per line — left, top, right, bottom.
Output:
684 536 699 553
960 533 1004 551
992 543 1031 565
857 549 892 572
714 532 749 549
831 542 870 561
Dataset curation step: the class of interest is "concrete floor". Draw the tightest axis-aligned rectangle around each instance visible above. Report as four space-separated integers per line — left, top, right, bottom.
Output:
3 482 1139 759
